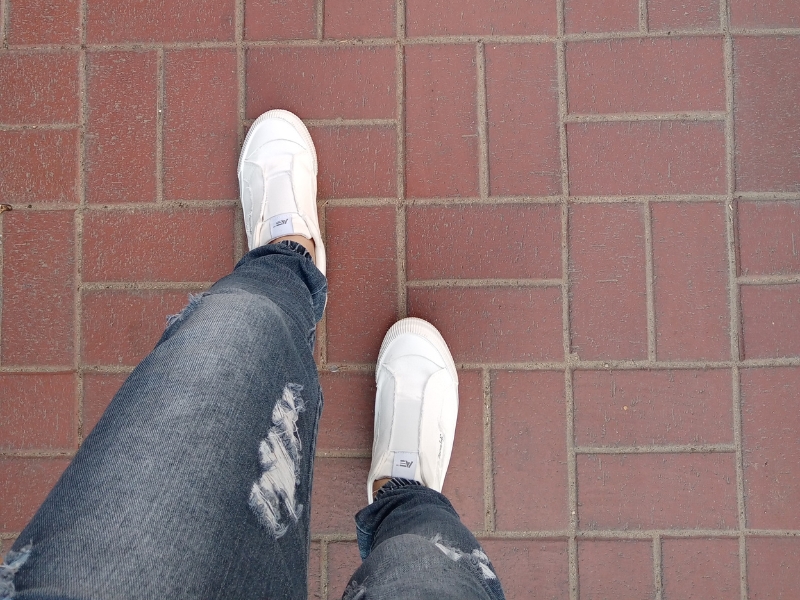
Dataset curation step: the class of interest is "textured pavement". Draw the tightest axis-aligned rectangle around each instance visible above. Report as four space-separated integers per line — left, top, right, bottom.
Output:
2 0 800 598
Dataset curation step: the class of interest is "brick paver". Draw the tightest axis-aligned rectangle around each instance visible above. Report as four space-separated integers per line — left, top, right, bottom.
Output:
1 0 799 598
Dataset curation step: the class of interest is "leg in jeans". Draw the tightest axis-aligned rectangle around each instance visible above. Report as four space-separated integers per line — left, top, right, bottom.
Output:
1 241 327 600
2 109 329 600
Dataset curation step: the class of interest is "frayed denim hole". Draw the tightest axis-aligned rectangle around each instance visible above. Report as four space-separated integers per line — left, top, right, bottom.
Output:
165 292 207 329
0 543 32 599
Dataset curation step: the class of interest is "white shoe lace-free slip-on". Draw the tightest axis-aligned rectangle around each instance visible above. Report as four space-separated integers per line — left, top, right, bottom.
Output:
238 109 326 275
367 318 459 503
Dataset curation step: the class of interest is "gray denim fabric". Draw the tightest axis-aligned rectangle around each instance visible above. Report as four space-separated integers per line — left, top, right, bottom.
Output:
2 243 504 600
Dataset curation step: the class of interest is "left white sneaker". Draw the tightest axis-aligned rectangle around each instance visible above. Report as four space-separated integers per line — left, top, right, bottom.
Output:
238 109 326 275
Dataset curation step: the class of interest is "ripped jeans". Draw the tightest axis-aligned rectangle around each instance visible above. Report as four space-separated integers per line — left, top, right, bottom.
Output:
2 243 505 600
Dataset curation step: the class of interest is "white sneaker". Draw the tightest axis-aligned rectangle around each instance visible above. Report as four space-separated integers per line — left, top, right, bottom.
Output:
367 318 459 503
238 109 326 275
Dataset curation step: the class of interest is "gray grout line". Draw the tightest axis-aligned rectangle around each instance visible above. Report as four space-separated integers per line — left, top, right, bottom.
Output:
0 210 3 368
156 49 165 203
304 118 397 127
315 449 371 458
565 111 727 123
6 201 241 212
75 0 87 442
4 27 800 53
316 0 324 40
0 0 7 48
234 0 245 264
80 281 214 291
733 366 749 600
639 0 649 33
721 0 750 596
320 356 800 374
644 201 657 361
575 443 737 454
0 123 81 130
735 191 800 201
476 42 489 200
653 534 663 600
738 274 800 285
482 368 496 532
320 539 329 600
556 0 579 595
0 450 78 458
394 2 407 322
8 195 749 212
406 278 563 288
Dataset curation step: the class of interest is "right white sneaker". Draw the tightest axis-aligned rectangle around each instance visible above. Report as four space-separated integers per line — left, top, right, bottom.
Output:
238 109 326 275
366 318 459 503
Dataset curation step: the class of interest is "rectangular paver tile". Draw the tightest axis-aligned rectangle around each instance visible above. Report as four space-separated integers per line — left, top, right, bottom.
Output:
0 130 78 203
406 0 556 36
83 372 128 435
567 121 726 195
480 540 569 600
441 370 484 531
741 367 800 529
311 125 397 199
246 47 396 120
406 204 562 280
86 0 235 43
404 45 478 198
0 458 71 532
325 206 398 363
245 0 315 40
485 43 561 197
734 37 800 193
7 0 79 44
492 370 568 531
573 369 733 447
326 541 361 599
747 538 800 600
567 37 725 114
647 0 720 30
578 540 653 600
577 453 738 529
81 290 194 366
652 202 730 360
0 373 76 451
164 50 238 201
82 208 234 282
662 538 740 600
86 51 157 204
566 0 638 33
738 200 800 276
324 0 395 38
311 457 369 534
318 371 374 451
2 210 75 366
569 203 647 361
740 284 800 359
730 0 800 28
0 52 78 124
408 287 563 363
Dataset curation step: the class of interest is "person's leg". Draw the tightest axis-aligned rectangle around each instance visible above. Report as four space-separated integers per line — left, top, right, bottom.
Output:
340 319 506 600
1 110 327 600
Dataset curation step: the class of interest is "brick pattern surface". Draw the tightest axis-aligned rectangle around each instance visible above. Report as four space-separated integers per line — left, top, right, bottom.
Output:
2 0 799 598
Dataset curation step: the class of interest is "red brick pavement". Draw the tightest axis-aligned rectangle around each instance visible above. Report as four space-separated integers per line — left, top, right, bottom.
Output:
1 1 799 598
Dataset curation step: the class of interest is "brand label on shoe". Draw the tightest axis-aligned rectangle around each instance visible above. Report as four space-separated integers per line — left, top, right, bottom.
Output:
391 452 418 479
269 213 295 239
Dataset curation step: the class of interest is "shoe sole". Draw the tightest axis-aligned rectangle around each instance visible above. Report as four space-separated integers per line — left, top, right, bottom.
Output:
376 317 458 386
238 109 318 176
